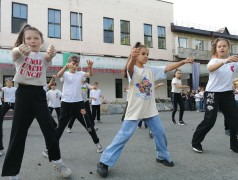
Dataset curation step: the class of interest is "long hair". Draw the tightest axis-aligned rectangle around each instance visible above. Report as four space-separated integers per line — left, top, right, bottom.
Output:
211 37 230 56
123 42 147 78
13 24 43 48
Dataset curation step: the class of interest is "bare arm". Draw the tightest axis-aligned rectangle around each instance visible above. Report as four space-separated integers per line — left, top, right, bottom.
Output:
57 64 69 78
127 48 139 78
12 44 31 61
154 83 164 90
174 83 189 89
208 55 238 72
165 57 194 72
47 75 56 87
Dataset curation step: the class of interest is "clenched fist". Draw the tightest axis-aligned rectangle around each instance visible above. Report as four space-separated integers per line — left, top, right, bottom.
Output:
18 44 31 56
46 45 56 58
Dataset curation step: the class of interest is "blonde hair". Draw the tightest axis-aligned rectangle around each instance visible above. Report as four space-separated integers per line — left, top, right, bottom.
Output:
211 38 230 56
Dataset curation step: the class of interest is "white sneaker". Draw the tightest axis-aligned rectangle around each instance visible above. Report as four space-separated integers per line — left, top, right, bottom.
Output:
96 143 104 153
53 161 72 178
67 128 72 133
42 149 49 158
0 150 5 156
9 174 19 180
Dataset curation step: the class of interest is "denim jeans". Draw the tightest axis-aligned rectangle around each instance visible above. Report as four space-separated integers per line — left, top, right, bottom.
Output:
100 115 172 167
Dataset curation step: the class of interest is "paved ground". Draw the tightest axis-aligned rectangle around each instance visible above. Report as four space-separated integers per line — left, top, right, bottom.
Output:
0 111 238 180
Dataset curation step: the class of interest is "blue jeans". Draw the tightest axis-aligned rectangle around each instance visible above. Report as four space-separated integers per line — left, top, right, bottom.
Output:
100 115 172 167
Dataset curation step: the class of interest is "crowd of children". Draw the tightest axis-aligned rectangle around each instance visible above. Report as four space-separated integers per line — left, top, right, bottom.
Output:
0 23 238 179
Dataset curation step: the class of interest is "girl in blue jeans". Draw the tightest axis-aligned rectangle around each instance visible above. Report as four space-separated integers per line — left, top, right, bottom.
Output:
96 42 194 177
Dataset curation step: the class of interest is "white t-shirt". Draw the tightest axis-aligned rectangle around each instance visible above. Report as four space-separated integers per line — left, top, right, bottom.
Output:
81 83 91 102
0 91 2 105
195 94 200 101
2 87 17 103
13 52 51 86
206 58 238 92
90 89 102 105
235 89 238 101
171 78 182 93
199 91 204 99
61 71 85 102
125 65 167 120
125 89 129 102
46 89 62 108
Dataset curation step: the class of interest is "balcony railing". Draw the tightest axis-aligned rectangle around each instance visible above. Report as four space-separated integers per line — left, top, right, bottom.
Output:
176 47 212 60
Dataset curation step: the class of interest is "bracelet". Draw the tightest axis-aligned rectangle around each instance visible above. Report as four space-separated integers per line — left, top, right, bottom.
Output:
223 59 228 64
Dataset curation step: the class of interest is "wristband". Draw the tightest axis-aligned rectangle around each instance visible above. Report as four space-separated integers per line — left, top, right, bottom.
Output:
223 59 228 64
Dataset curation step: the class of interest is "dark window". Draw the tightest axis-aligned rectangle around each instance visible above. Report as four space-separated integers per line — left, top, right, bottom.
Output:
70 12 82 40
48 9 61 38
115 79 122 98
120 20 130 45
103 18 114 43
167 80 172 98
158 26 166 49
144 24 152 48
12 3 27 33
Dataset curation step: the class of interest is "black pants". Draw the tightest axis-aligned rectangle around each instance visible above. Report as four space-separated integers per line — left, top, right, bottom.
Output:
121 102 128 121
171 92 185 122
138 120 147 128
92 105 101 122
192 91 238 151
48 107 61 127
57 101 99 144
2 84 60 176
68 100 94 128
0 102 15 150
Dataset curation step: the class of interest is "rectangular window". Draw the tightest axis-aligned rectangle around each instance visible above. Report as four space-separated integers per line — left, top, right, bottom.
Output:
0 0 1 32
70 12 82 40
158 26 166 49
48 9 61 38
120 20 130 45
194 39 204 50
115 79 122 98
103 17 114 43
144 24 152 48
178 37 187 48
231 44 238 54
12 2 27 33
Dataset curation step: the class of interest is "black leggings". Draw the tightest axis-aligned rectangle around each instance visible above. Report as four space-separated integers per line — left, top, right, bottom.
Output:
171 92 185 122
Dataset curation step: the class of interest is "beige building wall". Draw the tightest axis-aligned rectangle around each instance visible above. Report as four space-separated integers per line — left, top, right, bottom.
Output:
0 0 174 60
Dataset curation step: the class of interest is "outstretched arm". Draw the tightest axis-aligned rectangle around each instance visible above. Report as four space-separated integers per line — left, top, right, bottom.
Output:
44 45 57 62
127 48 139 78
155 83 164 90
12 44 31 61
208 55 238 72
165 57 194 72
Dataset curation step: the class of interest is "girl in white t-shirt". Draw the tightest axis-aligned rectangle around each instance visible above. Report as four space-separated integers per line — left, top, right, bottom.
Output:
1 24 71 179
171 70 189 125
192 38 238 154
194 90 200 112
97 42 194 177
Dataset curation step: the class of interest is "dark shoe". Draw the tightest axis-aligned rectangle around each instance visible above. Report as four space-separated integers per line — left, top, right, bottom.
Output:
192 144 203 153
178 121 186 125
156 158 174 167
171 118 177 124
230 148 238 153
149 130 153 138
97 162 108 177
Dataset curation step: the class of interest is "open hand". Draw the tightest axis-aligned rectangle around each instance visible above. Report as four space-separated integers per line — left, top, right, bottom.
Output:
86 60 94 68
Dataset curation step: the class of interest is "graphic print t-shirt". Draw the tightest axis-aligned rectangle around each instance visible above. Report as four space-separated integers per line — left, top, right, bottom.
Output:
13 52 51 86
125 65 167 120
206 58 238 92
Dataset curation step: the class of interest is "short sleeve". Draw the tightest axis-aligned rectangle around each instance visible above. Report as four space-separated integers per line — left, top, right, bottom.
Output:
150 66 167 81
207 59 217 69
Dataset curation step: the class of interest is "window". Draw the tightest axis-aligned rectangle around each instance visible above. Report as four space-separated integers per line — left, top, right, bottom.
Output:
115 79 122 98
12 3 27 33
103 18 114 43
0 0 1 32
194 39 204 50
120 20 130 45
70 12 82 40
158 26 166 49
231 44 238 54
178 37 187 48
144 24 152 48
48 9 61 38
